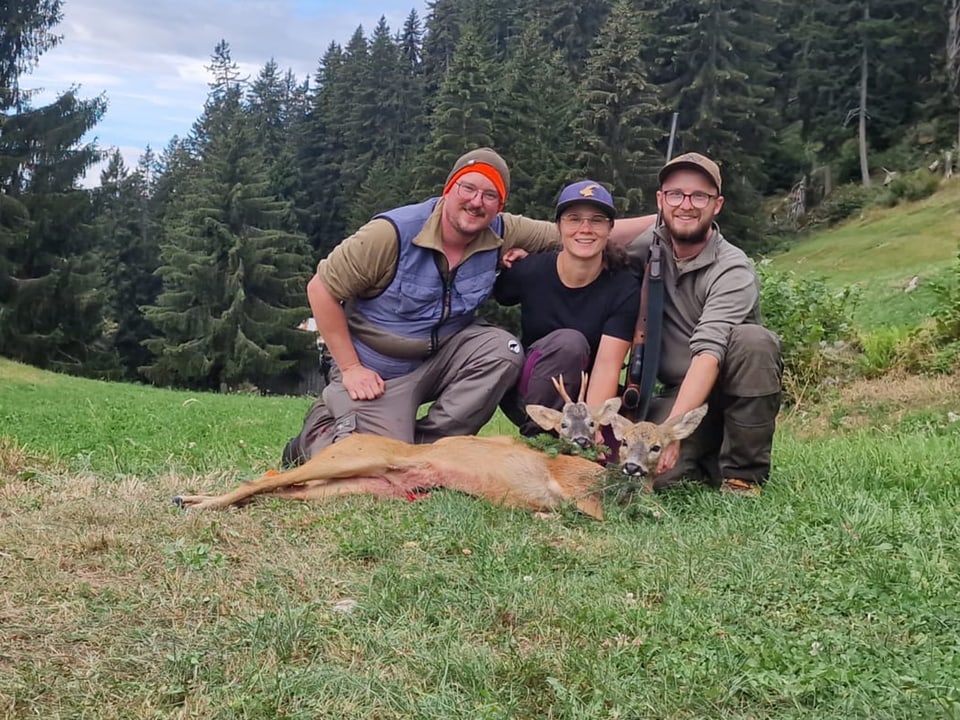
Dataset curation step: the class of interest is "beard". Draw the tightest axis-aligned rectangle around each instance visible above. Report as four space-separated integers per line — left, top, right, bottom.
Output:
663 213 713 246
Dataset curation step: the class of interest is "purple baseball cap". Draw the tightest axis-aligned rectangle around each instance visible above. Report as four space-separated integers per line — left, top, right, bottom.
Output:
555 180 617 220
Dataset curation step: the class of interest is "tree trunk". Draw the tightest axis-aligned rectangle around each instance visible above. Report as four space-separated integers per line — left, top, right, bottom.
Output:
859 3 871 187
948 0 959 154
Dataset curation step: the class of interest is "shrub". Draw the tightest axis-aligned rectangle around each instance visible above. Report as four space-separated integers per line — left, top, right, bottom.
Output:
930 244 960 343
802 182 878 228
896 243 960 375
877 169 940 207
858 326 912 378
757 262 860 403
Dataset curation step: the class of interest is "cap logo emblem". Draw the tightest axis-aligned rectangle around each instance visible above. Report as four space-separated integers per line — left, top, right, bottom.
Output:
579 184 599 197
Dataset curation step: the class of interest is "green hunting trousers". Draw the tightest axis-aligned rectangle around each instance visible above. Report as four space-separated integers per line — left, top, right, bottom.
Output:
648 324 783 489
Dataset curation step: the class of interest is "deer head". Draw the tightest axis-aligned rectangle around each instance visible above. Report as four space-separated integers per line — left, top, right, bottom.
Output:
608 404 708 480
525 372 622 447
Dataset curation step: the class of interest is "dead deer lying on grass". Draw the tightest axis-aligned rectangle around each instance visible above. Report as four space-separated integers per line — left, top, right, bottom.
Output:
173 394 707 520
524 372 622 448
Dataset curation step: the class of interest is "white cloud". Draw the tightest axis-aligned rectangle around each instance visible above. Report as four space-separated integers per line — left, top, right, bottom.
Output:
24 0 425 187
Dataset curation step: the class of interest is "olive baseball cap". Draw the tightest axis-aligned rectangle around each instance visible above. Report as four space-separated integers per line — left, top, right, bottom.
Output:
555 180 617 220
658 152 722 192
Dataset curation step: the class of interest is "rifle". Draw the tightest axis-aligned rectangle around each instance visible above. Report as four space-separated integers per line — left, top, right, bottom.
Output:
621 112 679 421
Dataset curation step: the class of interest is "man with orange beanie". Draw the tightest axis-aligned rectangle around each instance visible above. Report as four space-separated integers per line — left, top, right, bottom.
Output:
284 148 657 465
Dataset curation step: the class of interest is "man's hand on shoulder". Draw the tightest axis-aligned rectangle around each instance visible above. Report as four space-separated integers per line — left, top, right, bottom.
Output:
500 247 528 269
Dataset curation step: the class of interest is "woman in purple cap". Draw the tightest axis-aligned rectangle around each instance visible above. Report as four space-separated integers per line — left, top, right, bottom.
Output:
494 180 640 438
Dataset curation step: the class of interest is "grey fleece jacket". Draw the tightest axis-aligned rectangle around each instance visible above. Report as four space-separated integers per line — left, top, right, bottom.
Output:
626 224 762 388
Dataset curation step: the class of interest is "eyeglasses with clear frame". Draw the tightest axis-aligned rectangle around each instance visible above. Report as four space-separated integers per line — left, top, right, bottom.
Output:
661 190 718 209
455 181 501 206
559 213 611 230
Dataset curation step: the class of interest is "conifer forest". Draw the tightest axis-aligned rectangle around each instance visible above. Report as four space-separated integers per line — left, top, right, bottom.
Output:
2 0 957 391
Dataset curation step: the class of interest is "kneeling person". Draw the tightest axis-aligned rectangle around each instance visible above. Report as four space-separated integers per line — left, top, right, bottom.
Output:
495 181 640 440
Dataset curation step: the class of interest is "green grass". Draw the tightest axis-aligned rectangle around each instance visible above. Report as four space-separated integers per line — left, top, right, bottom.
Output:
768 180 960 329
3 358 960 718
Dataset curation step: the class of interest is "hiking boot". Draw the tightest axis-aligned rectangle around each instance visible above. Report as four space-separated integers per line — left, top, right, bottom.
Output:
280 436 304 468
720 477 762 497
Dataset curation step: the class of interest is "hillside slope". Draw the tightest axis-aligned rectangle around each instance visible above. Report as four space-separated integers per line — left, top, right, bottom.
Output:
769 179 960 328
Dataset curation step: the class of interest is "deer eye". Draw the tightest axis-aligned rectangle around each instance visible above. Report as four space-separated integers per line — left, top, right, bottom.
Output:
650 444 662 453
561 421 570 429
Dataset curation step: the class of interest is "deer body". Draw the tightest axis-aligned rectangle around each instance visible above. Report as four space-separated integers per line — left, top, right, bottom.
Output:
174 378 707 519
175 433 608 519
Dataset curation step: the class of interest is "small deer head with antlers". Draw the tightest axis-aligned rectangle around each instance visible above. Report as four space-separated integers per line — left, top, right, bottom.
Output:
525 372 622 447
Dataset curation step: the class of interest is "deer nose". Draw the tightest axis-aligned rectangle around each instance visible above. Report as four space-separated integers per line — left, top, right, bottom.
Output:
622 463 646 477
574 437 591 448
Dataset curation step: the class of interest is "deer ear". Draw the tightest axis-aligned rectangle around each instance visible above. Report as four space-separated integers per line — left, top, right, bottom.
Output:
665 404 708 442
593 397 622 426
609 413 632 440
525 405 565 432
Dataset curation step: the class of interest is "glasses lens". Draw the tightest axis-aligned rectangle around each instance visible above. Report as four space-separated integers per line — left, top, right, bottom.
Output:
663 190 712 208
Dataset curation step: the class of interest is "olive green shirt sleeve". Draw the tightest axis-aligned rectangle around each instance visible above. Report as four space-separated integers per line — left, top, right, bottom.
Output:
315 218 400 301
500 213 561 253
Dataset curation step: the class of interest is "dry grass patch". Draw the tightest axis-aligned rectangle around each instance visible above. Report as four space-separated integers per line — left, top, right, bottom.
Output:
781 371 960 437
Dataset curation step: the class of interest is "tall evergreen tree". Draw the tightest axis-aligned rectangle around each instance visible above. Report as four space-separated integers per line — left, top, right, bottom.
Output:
418 19 497 193
0 0 110 372
644 0 781 248
298 42 348 255
143 42 313 391
421 0 463 98
247 59 306 209
92 149 161 378
493 19 578 216
396 10 429 156
572 0 661 215
525 0 613 74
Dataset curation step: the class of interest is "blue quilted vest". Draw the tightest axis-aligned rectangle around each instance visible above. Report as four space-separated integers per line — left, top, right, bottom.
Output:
349 198 503 379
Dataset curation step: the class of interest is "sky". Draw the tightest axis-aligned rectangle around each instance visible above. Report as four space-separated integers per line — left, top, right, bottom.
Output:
29 0 426 185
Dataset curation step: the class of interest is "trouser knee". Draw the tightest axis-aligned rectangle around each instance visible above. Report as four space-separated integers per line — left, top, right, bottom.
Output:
518 329 590 408
722 324 782 397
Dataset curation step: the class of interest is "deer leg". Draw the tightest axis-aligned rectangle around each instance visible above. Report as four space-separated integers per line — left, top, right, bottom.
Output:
174 435 412 511
263 476 412 502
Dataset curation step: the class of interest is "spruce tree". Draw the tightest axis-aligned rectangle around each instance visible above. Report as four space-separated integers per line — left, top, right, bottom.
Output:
644 0 781 248
418 19 497 193
143 42 313 391
493 19 578 216
572 0 661 215
0 0 111 373
92 149 161 378
298 42 348 255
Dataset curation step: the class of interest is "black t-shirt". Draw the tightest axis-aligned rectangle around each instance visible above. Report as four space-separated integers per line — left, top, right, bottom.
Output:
494 251 641 362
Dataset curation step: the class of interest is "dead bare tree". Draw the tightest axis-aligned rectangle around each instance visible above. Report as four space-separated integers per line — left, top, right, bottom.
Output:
858 2 871 186
843 2 872 188
948 0 960 161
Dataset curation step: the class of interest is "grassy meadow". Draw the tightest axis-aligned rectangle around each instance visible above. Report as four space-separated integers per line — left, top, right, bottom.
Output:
3 184 960 718
768 179 960 329
3 354 960 719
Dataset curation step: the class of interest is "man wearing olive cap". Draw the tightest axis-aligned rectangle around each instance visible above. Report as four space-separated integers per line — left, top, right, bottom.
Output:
283 148 653 465
625 152 783 496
